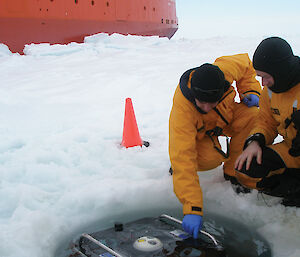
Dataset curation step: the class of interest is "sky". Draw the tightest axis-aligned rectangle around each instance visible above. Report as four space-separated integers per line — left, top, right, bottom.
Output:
174 0 300 39
0 34 300 257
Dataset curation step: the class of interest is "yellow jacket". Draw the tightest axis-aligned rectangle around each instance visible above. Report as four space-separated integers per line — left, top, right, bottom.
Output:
251 82 300 147
169 54 261 216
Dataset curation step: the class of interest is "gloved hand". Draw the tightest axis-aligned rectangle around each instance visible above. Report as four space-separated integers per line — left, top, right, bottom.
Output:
242 94 259 107
182 214 203 239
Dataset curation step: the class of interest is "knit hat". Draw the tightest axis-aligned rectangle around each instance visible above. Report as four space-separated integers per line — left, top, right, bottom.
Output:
191 63 225 102
253 37 300 93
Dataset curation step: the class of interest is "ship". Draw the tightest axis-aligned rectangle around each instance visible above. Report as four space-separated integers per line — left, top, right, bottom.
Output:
0 0 178 54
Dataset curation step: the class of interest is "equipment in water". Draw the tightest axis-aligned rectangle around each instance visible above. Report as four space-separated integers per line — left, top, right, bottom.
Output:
0 0 178 54
69 214 226 257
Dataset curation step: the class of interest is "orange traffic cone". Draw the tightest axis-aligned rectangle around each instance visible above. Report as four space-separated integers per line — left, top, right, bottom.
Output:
121 98 144 148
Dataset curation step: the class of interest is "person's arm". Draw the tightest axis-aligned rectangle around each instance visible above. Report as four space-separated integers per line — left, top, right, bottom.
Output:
250 87 279 143
169 93 204 239
214 53 261 103
235 88 279 170
169 88 204 217
235 135 264 171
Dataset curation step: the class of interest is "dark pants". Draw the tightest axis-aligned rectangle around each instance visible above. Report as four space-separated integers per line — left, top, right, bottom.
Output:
236 147 300 202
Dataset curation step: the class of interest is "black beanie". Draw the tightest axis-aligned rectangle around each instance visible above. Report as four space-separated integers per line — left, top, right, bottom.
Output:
191 63 225 102
253 37 300 93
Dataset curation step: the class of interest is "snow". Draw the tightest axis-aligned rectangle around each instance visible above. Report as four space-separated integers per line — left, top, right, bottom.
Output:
0 33 300 257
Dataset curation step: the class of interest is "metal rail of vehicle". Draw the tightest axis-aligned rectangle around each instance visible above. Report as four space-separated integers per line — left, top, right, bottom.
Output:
160 214 219 246
72 213 220 257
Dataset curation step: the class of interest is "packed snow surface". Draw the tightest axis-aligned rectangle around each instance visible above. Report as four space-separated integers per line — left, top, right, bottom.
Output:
0 34 300 257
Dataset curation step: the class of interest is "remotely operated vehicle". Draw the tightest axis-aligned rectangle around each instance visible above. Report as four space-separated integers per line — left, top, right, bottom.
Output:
69 214 226 257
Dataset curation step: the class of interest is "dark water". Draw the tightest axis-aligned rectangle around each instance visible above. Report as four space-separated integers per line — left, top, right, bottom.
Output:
203 213 271 257
55 208 272 257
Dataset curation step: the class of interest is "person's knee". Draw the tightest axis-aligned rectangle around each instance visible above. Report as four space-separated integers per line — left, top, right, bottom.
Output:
238 156 269 178
197 146 224 171
234 156 266 189
197 159 222 171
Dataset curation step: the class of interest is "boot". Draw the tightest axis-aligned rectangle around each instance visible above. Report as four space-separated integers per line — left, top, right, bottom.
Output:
281 195 300 207
224 173 252 194
259 171 300 198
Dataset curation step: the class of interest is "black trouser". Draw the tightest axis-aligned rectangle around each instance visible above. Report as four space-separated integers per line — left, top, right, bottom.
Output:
237 147 298 195
237 146 300 204
258 168 300 197
240 146 286 179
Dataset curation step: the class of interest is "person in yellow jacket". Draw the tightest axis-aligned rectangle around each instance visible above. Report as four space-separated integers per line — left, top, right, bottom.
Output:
235 37 300 207
169 53 262 238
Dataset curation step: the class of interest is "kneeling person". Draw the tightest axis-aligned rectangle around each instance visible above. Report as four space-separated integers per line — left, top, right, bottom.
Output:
169 53 261 238
235 37 300 207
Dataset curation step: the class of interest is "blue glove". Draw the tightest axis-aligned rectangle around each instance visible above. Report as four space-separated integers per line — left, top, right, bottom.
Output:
242 94 259 107
182 214 203 239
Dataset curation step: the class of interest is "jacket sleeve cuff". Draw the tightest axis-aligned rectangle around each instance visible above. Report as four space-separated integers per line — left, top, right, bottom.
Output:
241 90 261 97
183 203 203 216
243 133 266 150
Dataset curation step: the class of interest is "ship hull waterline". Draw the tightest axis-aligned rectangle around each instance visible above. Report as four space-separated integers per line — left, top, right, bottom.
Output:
0 17 178 53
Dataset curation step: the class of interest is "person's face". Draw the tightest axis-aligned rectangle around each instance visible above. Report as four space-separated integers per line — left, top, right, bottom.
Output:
255 70 274 88
195 99 218 113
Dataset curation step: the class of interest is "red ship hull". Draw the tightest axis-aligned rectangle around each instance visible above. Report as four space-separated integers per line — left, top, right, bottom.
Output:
0 0 178 54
